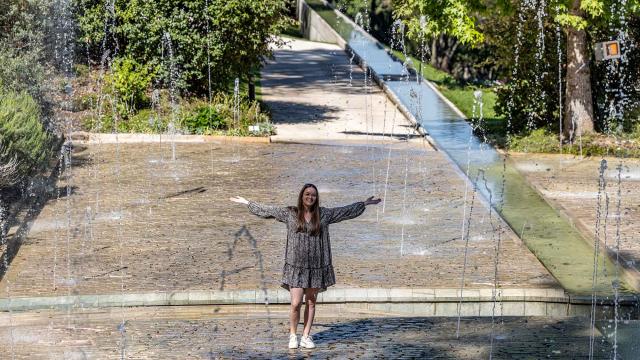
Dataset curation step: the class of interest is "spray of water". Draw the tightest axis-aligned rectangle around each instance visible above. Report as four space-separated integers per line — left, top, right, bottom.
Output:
589 159 608 359
555 6 563 152
612 162 623 359
455 171 481 338
381 107 398 214
162 32 179 161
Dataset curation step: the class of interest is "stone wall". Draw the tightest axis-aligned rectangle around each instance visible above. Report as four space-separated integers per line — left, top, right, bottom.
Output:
297 0 342 45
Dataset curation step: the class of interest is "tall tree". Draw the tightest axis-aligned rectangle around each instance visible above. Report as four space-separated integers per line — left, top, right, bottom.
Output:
394 0 639 139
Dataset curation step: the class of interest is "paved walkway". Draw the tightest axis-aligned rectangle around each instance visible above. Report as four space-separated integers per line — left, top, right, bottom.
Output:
0 306 617 359
1 142 556 298
263 38 423 144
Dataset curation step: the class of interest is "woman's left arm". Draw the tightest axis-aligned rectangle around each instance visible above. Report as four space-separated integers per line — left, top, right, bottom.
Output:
326 196 381 224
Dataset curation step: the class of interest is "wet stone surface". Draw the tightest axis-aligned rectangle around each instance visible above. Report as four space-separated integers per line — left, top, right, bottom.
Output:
1 142 558 297
511 154 640 275
0 306 615 359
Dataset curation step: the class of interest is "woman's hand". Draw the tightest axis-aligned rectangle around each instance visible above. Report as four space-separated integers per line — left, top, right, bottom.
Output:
364 196 381 206
230 196 249 205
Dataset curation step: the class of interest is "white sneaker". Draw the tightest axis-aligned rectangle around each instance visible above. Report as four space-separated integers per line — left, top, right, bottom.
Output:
288 334 298 349
300 335 316 349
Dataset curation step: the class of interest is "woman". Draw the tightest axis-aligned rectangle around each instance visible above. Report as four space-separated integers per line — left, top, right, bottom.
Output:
230 183 380 350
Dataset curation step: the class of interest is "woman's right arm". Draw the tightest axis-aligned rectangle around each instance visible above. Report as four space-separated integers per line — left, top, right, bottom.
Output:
230 196 290 223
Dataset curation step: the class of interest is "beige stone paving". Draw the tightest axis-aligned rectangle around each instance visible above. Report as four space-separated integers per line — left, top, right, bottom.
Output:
0 142 557 298
263 38 422 143
0 306 613 359
510 154 640 271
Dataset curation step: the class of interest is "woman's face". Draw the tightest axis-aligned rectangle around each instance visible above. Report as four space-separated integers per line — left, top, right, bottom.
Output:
302 186 317 209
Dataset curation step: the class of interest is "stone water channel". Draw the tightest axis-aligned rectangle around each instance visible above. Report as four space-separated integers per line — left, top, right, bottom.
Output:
299 0 634 297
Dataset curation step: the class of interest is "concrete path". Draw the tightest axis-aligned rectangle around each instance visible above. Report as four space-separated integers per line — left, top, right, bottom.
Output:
263 38 425 144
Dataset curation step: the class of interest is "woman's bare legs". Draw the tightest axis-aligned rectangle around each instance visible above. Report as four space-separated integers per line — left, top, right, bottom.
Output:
289 288 304 335
302 288 319 336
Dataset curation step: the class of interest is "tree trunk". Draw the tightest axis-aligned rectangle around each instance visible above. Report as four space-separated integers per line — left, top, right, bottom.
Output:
431 37 438 67
369 0 376 31
248 73 255 102
440 37 459 73
564 0 595 141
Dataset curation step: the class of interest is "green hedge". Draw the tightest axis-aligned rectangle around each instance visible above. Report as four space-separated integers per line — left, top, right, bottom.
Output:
0 90 52 182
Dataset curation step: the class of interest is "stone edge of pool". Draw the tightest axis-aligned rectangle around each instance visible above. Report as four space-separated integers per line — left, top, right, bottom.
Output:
2 287 637 315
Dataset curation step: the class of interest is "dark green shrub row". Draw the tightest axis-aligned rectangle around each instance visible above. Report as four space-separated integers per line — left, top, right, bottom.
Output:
0 90 52 184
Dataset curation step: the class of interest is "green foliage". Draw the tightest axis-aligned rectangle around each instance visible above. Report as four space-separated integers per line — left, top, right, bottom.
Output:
280 20 304 39
0 90 52 181
72 93 98 112
394 0 484 45
183 105 227 134
74 0 292 95
0 0 49 96
83 108 166 134
508 127 640 156
82 92 272 136
127 109 167 133
82 89 173 133
73 64 90 78
555 13 588 30
591 14 640 134
491 3 563 135
181 94 271 136
106 56 157 116
509 128 562 153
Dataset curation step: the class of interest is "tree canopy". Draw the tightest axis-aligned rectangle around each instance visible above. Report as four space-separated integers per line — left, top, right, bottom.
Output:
393 0 639 137
74 0 291 96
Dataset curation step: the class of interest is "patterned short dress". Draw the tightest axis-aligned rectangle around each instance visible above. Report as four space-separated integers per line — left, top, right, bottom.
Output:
248 201 366 292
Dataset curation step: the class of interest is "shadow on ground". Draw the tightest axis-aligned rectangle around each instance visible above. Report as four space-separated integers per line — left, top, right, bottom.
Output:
266 100 340 124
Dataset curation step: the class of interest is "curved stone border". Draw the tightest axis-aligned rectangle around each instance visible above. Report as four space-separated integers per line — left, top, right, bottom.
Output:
1 287 637 314
71 132 270 144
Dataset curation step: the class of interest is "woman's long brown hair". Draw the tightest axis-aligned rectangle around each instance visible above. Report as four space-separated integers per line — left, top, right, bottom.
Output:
295 183 320 236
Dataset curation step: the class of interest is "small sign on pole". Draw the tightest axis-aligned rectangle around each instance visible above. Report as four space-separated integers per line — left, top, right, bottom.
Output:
595 40 622 61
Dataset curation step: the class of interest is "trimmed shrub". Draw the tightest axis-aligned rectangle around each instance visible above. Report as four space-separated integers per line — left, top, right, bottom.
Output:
0 90 52 182
183 106 227 134
180 94 271 135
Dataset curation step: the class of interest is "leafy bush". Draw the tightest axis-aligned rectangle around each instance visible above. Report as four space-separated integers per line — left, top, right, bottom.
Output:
106 56 157 117
181 94 271 136
73 64 90 78
251 121 276 136
183 106 227 134
0 0 49 96
0 90 52 182
509 128 560 153
72 93 97 112
82 91 272 136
